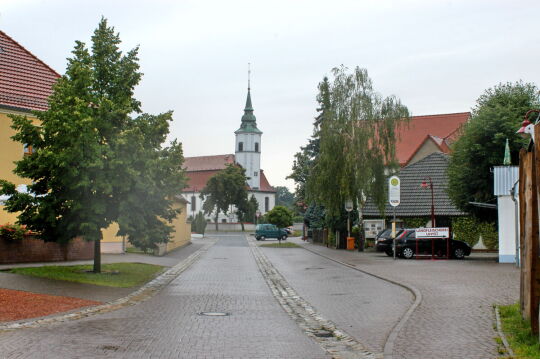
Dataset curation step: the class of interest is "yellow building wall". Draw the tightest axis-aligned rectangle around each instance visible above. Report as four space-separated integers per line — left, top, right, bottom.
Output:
166 201 191 252
0 111 35 186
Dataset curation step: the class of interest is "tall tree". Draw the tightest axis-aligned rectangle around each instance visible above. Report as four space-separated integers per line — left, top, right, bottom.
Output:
237 194 259 231
200 164 249 230
265 205 294 229
0 18 186 272
447 81 539 220
307 66 409 229
275 186 294 208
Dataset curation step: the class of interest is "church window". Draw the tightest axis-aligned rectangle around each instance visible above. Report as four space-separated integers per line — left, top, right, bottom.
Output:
254 171 258 177
238 142 243 151
191 196 196 212
255 142 259 152
265 197 269 212
221 218 227 223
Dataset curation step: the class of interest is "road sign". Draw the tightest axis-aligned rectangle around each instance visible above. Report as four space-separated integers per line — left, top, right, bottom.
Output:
415 227 450 239
389 176 400 207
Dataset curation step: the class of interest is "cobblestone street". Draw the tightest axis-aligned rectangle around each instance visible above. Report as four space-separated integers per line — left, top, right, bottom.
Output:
0 234 520 358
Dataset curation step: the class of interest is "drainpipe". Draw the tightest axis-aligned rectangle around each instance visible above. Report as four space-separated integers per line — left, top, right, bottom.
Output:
510 179 520 267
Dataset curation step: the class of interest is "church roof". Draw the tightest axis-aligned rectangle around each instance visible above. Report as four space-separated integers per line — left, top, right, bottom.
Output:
182 154 275 193
235 88 262 134
396 112 469 166
0 31 60 112
184 154 235 171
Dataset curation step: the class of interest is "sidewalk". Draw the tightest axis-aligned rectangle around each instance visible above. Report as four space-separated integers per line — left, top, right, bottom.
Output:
290 237 519 359
0 239 204 303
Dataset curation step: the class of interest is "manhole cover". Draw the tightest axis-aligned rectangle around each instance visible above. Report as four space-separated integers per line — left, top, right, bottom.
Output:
198 312 230 317
305 267 324 270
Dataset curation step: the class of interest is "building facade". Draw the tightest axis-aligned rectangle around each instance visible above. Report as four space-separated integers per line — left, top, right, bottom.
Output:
182 87 276 223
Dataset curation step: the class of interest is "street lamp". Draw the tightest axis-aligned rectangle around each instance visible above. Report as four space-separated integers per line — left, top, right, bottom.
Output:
421 177 435 227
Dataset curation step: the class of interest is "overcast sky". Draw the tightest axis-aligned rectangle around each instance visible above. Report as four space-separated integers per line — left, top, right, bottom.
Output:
2 0 539 191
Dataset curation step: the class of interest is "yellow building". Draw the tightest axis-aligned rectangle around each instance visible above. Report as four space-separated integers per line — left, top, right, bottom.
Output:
0 31 190 255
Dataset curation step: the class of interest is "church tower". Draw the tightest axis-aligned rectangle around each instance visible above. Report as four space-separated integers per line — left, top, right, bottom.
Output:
235 82 262 189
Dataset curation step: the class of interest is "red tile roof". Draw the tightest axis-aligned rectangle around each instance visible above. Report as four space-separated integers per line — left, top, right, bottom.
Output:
396 112 469 166
0 31 60 112
182 154 275 193
184 154 235 171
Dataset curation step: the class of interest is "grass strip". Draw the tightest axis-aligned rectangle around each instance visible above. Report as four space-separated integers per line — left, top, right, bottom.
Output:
260 242 301 248
10 262 164 288
498 303 540 358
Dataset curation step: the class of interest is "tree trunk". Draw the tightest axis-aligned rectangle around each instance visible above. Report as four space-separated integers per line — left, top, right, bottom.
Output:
215 210 219 231
93 234 102 273
240 221 245 231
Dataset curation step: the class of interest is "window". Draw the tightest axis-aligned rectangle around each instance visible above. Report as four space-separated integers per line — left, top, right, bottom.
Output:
255 142 259 152
254 171 258 177
238 142 243 151
265 197 269 212
23 144 34 156
191 196 196 212
221 218 227 223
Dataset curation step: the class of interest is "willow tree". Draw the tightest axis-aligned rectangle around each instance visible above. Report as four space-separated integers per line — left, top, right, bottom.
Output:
306 66 409 233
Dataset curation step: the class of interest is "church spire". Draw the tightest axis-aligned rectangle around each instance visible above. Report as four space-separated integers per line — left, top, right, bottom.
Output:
235 64 261 134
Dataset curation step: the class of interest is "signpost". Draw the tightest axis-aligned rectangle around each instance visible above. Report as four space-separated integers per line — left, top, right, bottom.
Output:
389 176 400 259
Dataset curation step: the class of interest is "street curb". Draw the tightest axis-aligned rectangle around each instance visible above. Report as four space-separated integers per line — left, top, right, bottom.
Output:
494 306 515 358
297 244 422 359
0 239 217 332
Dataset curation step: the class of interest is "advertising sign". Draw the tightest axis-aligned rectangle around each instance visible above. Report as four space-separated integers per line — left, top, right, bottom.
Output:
388 176 400 207
415 227 450 239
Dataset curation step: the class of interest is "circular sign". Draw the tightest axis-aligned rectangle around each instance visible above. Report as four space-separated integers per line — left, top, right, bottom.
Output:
388 176 400 207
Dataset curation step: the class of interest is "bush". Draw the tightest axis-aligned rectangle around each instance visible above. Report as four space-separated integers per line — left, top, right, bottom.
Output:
191 211 207 235
266 205 294 228
0 223 32 241
403 217 429 228
452 217 498 249
292 215 304 223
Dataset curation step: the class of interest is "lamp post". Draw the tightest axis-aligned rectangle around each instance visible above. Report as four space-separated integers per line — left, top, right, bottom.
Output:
421 177 435 227
421 177 439 259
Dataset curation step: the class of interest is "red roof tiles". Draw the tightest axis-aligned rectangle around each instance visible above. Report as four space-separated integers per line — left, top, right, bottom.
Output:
183 154 235 171
396 112 469 166
0 31 60 112
182 154 275 193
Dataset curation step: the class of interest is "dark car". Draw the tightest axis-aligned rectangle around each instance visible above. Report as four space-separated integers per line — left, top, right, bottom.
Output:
395 229 471 259
255 224 288 241
375 228 404 256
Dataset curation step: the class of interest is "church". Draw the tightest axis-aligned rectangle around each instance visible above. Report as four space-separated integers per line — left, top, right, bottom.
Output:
181 86 276 223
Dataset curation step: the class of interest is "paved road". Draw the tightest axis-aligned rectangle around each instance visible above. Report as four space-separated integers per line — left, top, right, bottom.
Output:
291 238 520 359
0 235 329 358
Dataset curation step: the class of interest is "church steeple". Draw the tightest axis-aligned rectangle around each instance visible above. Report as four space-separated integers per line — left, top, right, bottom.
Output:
235 77 262 134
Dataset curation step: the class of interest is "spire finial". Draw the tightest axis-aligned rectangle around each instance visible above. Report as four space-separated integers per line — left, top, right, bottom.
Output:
248 62 251 90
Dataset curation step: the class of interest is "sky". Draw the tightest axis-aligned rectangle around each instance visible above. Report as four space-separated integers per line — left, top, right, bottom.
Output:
1 0 539 192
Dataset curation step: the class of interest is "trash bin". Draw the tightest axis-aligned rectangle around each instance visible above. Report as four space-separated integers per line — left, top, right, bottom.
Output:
347 237 355 250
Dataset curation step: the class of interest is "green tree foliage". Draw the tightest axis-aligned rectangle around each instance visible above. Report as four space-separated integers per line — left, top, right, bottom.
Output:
447 82 539 220
275 186 294 208
0 19 186 272
200 164 248 230
237 195 259 230
265 205 293 229
452 217 498 250
191 211 207 235
307 66 409 226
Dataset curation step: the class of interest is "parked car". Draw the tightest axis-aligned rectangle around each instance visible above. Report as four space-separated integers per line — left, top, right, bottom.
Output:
375 228 404 256
394 229 471 259
255 224 288 241
283 226 294 235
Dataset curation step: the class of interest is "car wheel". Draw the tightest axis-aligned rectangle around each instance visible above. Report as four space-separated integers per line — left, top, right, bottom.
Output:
385 249 393 257
260 236 265 241
281 235 287 241
453 248 465 259
256 237 260 241
402 247 414 259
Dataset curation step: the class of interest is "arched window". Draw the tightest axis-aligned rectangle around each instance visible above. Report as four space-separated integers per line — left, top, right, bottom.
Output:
265 197 269 212
238 142 243 151
191 196 196 212
255 142 259 152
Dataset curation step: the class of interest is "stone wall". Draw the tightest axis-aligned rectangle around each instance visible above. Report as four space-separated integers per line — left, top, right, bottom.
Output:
0 236 94 264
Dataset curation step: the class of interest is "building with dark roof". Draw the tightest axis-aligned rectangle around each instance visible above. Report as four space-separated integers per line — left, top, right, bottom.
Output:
364 152 465 227
182 86 276 222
